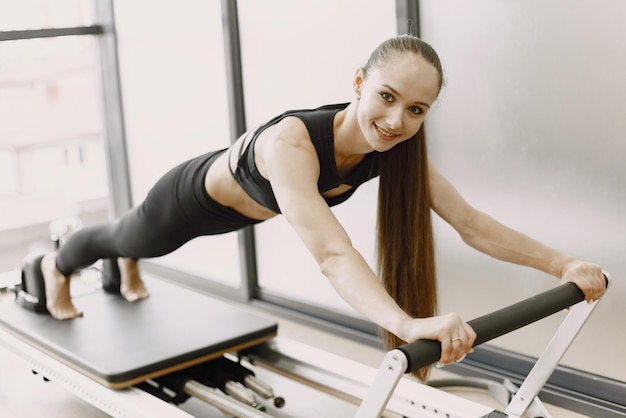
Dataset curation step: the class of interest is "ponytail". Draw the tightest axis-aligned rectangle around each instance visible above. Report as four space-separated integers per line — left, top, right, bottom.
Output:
376 128 437 381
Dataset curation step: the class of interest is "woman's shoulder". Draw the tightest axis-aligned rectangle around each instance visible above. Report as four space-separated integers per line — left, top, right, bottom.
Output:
256 102 349 150
263 114 310 142
267 103 349 132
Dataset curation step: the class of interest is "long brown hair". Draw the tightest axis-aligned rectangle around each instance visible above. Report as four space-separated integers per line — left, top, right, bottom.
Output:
367 35 444 381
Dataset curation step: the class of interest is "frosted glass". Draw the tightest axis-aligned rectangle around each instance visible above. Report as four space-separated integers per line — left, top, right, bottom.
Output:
0 35 108 271
0 0 93 31
114 0 241 285
239 0 396 316
420 0 626 381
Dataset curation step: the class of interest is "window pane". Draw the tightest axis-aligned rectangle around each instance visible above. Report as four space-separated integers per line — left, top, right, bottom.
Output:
239 0 396 316
0 35 109 271
420 0 626 381
0 0 94 31
113 1 240 285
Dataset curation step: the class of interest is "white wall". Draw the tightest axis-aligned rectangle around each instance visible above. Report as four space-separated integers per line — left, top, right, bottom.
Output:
420 0 626 381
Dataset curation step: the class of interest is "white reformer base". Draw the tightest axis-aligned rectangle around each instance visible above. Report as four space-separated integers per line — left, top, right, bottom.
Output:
0 321 600 418
1 325 505 418
0 325 194 418
246 337 496 418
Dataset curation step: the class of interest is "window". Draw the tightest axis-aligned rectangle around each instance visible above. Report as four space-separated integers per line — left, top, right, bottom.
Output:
0 15 109 272
238 0 396 318
112 1 240 287
0 0 93 31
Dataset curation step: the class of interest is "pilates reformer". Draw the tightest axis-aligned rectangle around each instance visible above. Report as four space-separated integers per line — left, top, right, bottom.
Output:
0 259 283 417
242 273 611 418
0 231 612 417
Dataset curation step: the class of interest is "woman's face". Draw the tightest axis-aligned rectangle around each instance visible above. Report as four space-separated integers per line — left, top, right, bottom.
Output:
354 52 441 152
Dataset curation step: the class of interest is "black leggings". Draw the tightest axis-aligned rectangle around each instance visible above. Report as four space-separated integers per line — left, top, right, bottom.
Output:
55 149 261 276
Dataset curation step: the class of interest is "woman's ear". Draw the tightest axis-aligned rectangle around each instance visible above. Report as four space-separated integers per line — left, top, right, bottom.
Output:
353 67 364 98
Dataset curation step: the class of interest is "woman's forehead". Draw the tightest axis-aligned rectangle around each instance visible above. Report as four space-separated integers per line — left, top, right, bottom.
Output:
367 53 441 101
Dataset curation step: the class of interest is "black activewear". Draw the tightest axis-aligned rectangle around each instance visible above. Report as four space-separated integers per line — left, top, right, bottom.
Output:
55 149 261 276
55 103 378 276
230 103 378 213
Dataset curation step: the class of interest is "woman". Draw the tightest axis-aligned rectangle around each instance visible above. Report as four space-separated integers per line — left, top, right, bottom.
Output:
39 35 606 381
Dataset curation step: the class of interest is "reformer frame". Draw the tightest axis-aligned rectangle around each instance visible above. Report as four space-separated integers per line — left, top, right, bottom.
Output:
0 271 611 417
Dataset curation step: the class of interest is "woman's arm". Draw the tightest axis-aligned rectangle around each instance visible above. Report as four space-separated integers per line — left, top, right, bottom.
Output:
428 159 606 302
262 122 411 335
260 121 474 364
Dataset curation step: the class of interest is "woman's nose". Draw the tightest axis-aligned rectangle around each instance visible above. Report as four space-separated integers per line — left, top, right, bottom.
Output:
384 107 403 131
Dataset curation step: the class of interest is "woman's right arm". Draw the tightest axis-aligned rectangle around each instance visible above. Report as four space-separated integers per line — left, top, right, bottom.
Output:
260 121 474 364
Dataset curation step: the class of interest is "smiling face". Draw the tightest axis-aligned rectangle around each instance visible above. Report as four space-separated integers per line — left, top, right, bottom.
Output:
354 52 441 152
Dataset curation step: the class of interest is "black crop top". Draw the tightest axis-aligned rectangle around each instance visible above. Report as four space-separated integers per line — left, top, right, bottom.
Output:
229 103 379 214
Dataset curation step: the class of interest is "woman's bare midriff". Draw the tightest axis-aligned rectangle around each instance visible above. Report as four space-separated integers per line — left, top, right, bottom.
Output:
204 148 357 222
204 151 278 221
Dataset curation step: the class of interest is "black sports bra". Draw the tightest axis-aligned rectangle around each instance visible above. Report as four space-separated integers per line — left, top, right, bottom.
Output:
229 103 378 214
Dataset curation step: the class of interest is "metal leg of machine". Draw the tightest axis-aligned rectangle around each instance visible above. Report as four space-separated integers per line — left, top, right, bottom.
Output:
505 297 603 416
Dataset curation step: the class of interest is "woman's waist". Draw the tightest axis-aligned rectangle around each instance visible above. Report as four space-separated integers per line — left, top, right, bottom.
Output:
204 150 278 221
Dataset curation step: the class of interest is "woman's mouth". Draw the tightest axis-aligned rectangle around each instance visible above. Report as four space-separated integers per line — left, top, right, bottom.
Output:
374 123 399 141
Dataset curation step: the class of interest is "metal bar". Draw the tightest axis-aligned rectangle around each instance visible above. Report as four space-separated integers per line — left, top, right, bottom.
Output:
184 380 273 418
395 0 420 36
446 345 626 416
0 26 104 42
220 0 259 302
94 0 133 216
354 350 406 418
398 281 598 374
246 338 493 418
505 297 603 416
221 0 247 139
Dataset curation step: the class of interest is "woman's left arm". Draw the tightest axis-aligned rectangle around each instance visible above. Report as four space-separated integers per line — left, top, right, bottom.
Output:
428 160 606 302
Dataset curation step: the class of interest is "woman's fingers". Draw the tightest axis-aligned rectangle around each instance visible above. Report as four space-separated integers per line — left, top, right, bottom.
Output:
561 260 606 302
405 313 476 367
437 314 476 366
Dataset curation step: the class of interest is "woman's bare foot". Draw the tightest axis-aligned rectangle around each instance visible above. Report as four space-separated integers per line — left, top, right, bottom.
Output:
117 258 149 302
40 253 83 320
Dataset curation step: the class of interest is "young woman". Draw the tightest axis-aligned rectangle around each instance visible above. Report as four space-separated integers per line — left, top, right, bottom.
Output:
39 35 606 381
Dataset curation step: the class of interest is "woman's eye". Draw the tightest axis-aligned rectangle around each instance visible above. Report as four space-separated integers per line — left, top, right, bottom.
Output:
409 106 422 115
381 92 393 102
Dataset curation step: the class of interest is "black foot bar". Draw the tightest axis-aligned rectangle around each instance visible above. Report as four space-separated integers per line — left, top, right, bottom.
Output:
356 273 611 418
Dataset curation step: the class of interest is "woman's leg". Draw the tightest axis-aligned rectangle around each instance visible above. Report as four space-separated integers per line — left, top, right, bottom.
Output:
42 156 206 319
40 211 159 319
40 149 256 319
117 257 149 302
41 252 83 319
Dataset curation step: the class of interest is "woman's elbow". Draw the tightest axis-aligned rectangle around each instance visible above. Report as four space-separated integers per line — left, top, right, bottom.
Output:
317 243 356 279
455 210 482 246
318 250 342 278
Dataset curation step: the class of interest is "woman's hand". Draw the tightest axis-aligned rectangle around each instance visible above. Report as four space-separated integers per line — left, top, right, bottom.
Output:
560 259 606 302
399 313 477 366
